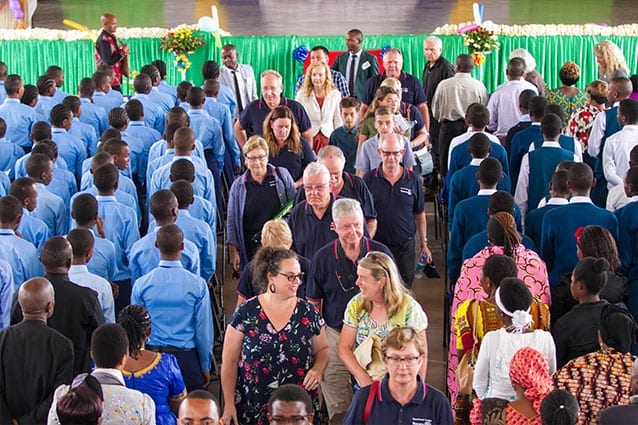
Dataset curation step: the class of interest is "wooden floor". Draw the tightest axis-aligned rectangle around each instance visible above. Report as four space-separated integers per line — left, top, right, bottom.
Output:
31 0 638 35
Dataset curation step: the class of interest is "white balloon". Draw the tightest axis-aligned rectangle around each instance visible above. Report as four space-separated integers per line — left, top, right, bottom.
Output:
198 16 218 32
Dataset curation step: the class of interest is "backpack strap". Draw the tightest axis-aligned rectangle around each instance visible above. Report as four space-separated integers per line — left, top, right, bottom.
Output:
362 380 381 424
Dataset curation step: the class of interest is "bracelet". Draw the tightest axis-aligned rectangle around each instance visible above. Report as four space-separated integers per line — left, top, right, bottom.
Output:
420 237 428 243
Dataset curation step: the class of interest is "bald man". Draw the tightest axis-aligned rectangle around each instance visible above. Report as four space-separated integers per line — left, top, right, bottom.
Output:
178 390 222 425
95 13 129 91
11 237 104 375
0 277 74 424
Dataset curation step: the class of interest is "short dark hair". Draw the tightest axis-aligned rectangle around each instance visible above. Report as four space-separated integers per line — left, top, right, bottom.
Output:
184 390 221 413
187 87 205 107
45 65 63 79
0 195 23 223
518 89 536 111
108 107 128 130
9 177 36 203
152 60 168 78
546 104 565 124
133 74 152 93
540 113 562 139
507 58 526 78
92 71 110 88
202 79 218 98
599 303 637 353
4 75 22 96
0 117 7 138
102 139 128 157
252 246 297 293
32 121 52 142
550 169 569 196
528 96 547 119
619 99 638 124
21 84 39 105
36 75 55 95
626 167 638 195
166 107 190 126
202 60 220 80
498 277 532 312
164 122 184 144
170 159 195 182
468 133 490 158
91 324 129 368
78 78 96 97
170 179 194 209
40 236 72 268
477 157 502 187
567 162 594 192
340 97 360 110
467 103 490 128
156 223 184 254
25 153 52 179
31 142 56 161
125 99 144 121
310 45 329 57
62 96 81 114
92 163 119 193
268 384 313 416
72 194 98 226
67 228 95 258
179 81 195 100
100 128 121 143
150 190 177 222
482 254 518 287
488 190 515 215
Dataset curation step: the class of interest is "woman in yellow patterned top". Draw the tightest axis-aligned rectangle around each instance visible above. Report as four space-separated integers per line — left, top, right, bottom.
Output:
337 251 428 388
546 62 588 124
452 254 550 425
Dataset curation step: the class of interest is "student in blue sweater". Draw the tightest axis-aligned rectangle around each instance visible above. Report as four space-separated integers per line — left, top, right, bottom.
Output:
514 113 575 220
509 95 547 188
614 166 638 319
540 162 618 287
525 169 569 247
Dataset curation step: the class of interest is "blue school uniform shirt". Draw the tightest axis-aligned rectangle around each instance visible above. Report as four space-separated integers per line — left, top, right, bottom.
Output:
203 97 240 167
70 118 98 157
18 209 49 252
92 91 121 114
33 182 68 236
0 98 36 149
0 228 42 290
131 260 213 372
187 109 225 173
615 199 638 282
131 93 165 135
51 128 87 181
79 97 108 136
175 209 216 282
0 138 25 179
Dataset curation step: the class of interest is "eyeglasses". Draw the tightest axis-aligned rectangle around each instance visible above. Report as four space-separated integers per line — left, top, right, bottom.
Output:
363 252 391 277
380 150 403 157
245 154 268 161
335 271 357 292
304 183 329 193
277 272 304 282
269 416 310 424
384 354 422 366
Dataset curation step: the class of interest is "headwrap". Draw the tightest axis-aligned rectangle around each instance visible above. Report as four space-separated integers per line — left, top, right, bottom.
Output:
494 286 532 333
509 347 552 414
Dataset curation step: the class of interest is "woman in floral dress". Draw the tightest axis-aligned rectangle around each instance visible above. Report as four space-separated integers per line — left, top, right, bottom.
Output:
221 247 329 425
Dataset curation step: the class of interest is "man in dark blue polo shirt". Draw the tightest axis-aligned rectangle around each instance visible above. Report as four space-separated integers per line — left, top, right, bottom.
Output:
359 48 428 131
306 197 392 425
364 133 431 288
288 162 338 259
234 69 312 147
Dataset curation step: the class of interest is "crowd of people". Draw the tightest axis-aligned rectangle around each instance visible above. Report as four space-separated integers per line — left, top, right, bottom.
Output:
0 10 636 425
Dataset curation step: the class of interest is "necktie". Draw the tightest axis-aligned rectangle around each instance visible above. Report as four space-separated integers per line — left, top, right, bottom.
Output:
231 69 244 113
348 54 357 97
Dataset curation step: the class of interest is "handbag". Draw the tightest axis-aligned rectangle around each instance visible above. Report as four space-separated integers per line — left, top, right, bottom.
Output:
353 334 386 385
414 145 434 176
456 300 479 395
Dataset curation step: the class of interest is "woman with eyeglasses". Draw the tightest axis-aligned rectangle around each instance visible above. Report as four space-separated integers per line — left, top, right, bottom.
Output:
337 251 428 388
263 105 317 187
221 247 329 425
226 135 296 273
343 326 453 425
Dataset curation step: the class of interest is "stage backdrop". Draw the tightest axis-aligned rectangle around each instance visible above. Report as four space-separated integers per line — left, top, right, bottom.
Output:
0 33 636 97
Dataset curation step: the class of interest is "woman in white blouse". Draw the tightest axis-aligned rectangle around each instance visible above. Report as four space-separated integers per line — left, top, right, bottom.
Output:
295 62 342 153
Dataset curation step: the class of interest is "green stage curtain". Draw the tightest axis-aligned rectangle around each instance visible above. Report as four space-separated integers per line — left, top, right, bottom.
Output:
1 33 636 98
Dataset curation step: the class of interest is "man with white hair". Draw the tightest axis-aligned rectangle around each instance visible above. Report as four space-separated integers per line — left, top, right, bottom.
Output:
234 70 312 147
422 35 455 166
306 198 392 425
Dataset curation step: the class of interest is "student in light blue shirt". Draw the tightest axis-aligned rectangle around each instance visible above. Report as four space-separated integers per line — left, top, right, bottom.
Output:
147 106 205 166
125 99 162 164
108 108 146 189
203 79 241 176
78 78 109 136
30 143 73 207
131 74 165 135
63 96 98 157
0 258 12 329
9 177 50 252
0 63 6 104
67 228 116 323
152 59 178 103
140 64 174 114
171 179 216 281
93 164 140 312
50 104 88 182
0 75 36 151
131 223 213 391
92 71 122 114
186 87 224 174
45 65 70 103
202 60 236 117
0 117 25 179
71 193 117 282
26 154 68 236
128 190 200 283
0 195 42 290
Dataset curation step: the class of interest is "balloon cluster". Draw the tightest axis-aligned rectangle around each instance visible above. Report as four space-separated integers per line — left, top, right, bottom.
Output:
293 45 309 62
380 45 392 58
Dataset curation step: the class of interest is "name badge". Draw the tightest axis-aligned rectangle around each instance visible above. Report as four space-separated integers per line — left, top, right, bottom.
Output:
400 186 412 196
269 180 276 187
361 61 370 70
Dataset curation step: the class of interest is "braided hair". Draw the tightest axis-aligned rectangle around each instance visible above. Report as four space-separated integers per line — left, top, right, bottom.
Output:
487 212 521 257
117 305 151 359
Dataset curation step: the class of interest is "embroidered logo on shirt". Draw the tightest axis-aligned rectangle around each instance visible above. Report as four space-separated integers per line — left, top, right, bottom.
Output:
400 187 412 196
412 419 431 425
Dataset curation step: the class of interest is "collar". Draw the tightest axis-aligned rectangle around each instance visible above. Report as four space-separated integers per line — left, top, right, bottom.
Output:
541 141 562 148
478 188 497 196
128 120 146 127
382 71 406 81
134 93 150 100
151 87 160 93
547 197 569 206
0 229 16 236
52 128 68 134
350 48 362 56
189 109 206 115
93 91 106 97
521 114 531 121
623 124 638 131
92 368 125 385
454 72 472 78
569 196 593 204
379 374 427 404
95 195 117 202
469 158 484 166
158 260 183 268
171 155 193 163
69 264 89 273
627 195 638 204
205 96 218 104
332 237 372 261
344 125 358 135
630 395 638 404
530 122 541 126
178 209 192 217
3 98 19 104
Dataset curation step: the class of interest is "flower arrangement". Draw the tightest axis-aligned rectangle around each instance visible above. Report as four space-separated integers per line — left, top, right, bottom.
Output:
159 26 205 55
173 53 191 72
435 22 638 37
463 26 499 53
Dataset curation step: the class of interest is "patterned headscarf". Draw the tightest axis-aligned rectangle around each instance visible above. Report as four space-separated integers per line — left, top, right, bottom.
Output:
509 347 553 414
